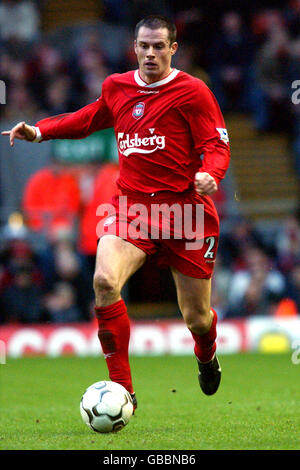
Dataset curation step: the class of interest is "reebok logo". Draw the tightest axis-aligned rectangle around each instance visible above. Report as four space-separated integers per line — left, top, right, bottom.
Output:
137 89 159 94
117 129 166 157
103 352 116 359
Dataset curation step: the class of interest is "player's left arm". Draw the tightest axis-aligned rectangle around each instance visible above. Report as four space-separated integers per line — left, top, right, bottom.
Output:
194 171 218 196
180 80 230 196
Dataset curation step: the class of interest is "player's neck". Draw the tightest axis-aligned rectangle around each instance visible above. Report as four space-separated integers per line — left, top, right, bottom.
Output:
138 67 173 85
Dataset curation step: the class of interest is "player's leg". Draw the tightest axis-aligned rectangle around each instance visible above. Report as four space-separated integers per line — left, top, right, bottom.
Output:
171 268 221 395
94 234 146 306
93 235 146 401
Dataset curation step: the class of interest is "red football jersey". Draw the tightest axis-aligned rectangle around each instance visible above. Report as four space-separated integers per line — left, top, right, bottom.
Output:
35 69 230 194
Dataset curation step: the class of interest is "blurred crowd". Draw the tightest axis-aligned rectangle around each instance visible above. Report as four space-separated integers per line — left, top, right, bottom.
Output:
2 1 300 135
212 213 300 319
1 0 300 323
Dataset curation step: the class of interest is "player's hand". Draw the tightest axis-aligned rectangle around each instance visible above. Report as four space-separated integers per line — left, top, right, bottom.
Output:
1 121 36 147
194 172 217 196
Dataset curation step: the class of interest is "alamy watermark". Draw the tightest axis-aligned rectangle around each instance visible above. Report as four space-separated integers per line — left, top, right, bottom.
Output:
291 339 300 365
0 80 6 104
291 80 300 104
96 198 206 250
96 198 207 251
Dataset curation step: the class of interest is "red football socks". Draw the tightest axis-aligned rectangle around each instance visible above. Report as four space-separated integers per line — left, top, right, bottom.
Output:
95 299 134 394
190 308 218 363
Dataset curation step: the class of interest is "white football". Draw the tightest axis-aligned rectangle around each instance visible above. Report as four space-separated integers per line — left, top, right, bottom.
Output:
80 381 134 433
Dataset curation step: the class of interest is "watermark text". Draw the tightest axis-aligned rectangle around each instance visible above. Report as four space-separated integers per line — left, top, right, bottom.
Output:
96 197 206 250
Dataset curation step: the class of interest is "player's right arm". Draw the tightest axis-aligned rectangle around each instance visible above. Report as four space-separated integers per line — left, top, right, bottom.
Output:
2 79 114 146
2 121 36 147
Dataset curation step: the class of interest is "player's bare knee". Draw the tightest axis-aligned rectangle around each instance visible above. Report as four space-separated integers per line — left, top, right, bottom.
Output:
93 270 120 303
184 307 212 335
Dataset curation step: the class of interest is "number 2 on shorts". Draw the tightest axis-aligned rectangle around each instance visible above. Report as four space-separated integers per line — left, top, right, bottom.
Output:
204 236 216 259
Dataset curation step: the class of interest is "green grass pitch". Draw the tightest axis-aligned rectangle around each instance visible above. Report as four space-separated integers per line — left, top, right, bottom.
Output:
0 353 299 450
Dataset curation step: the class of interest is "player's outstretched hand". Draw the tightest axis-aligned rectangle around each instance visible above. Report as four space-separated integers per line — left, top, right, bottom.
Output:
194 172 217 196
1 121 36 147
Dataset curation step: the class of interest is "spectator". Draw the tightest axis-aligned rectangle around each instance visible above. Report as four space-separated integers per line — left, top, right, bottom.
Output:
0 53 27 86
250 12 294 131
211 254 231 319
284 262 300 312
76 45 109 103
208 11 254 112
26 41 70 112
0 52 40 120
43 281 82 323
226 247 286 317
78 162 120 257
251 9 284 47
44 75 73 116
0 238 43 287
174 7 209 70
22 163 81 236
69 30 111 104
218 216 267 269
38 227 93 321
125 0 173 28
284 0 300 38
102 0 131 25
2 84 38 121
0 0 40 44
1 239 44 323
2 264 43 323
275 214 300 273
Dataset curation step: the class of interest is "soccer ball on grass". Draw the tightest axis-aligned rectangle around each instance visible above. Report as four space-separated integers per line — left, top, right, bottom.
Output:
80 380 134 433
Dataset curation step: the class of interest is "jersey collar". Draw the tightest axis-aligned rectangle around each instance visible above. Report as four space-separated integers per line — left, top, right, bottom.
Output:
134 68 180 88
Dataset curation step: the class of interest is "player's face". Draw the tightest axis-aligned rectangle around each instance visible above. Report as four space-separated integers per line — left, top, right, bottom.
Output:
134 26 178 84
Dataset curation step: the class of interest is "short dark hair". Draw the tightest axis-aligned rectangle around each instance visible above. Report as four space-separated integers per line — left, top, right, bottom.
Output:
135 15 177 45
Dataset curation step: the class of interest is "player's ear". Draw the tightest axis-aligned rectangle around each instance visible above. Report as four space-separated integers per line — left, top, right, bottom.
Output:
134 40 138 54
170 41 178 56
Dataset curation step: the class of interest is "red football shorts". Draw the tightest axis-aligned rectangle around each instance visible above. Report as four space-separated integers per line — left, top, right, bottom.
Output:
97 188 219 279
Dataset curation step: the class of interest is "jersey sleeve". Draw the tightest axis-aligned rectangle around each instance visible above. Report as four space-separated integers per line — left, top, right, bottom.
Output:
179 79 230 185
35 78 114 141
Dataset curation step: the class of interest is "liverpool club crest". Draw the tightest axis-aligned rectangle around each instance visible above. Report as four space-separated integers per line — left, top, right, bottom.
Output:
132 102 145 120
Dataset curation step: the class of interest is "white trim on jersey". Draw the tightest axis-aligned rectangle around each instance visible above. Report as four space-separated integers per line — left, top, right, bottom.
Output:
134 68 180 88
